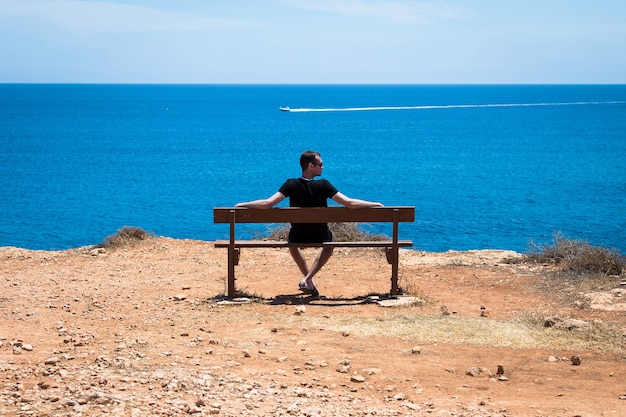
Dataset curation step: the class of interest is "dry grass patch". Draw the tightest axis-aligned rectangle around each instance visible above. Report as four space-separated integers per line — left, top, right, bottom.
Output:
289 311 625 352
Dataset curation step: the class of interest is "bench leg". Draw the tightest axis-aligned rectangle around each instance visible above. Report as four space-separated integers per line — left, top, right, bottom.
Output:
227 247 238 297
233 248 240 266
384 248 400 295
227 210 239 298
389 211 400 296
390 247 399 296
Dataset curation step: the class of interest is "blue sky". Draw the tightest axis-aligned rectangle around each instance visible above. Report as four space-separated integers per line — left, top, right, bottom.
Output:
1 0 625 83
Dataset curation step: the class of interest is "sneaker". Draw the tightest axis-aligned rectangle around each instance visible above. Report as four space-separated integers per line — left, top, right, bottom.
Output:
298 280 319 297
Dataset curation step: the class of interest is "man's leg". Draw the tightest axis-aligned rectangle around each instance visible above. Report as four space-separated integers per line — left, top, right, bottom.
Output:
289 246 309 276
303 246 334 284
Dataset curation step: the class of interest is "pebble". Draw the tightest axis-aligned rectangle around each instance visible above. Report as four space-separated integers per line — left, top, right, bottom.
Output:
350 374 366 383
44 357 61 365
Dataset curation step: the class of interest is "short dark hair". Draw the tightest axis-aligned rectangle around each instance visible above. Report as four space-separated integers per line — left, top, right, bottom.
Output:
300 150 320 170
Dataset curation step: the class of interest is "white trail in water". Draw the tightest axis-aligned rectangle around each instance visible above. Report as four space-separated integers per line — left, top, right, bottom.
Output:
282 101 625 112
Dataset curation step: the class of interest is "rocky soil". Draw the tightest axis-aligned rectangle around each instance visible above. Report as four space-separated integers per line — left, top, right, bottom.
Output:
1 237 626 416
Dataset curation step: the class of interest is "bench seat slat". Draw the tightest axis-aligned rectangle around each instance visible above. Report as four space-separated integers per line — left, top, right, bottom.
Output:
214 240 413 248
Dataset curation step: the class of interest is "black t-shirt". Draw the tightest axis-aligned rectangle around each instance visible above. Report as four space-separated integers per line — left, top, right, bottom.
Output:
278 178 338 207
278 178 339 243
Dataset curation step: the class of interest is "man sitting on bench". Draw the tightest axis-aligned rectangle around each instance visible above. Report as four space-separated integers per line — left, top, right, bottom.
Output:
235 150 383 297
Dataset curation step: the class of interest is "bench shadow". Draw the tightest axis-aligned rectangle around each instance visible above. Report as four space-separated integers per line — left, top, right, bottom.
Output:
207 292 402 307
269 292 397 306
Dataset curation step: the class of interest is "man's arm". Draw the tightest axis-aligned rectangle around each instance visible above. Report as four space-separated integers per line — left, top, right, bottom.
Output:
332 192 383 209
235 192 285 209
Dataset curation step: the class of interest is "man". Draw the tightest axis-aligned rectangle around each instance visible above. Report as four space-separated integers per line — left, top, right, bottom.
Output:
235 150 383 296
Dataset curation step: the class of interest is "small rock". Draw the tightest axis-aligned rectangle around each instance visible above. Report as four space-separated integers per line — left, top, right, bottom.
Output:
336 359 351 373
173 294 187 301
351 374 366 383
44 357 60 365
553 319 592 331
571 355 582 366
496 364 504 375
336 364 350 373
411 347 421 355
378 296 422 307
544 316 562 327
548 356 559 362
465 367 482 377
21 344 34 351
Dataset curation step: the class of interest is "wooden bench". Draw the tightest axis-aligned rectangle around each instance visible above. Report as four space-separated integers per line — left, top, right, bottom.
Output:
213 206 415 297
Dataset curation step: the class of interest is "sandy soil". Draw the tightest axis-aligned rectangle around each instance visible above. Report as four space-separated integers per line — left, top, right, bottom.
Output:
1 237 625 416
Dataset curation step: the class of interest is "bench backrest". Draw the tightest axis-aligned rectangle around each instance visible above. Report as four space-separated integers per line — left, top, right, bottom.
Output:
214 206 415 224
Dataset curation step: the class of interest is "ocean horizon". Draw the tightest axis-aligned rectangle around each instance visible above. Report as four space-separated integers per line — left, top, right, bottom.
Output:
1 84 625 253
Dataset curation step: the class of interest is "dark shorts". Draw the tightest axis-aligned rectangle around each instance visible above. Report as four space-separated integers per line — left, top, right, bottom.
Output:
288 225 333 244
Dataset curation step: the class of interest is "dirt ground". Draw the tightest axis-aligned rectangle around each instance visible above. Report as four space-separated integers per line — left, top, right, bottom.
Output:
1 237 626 416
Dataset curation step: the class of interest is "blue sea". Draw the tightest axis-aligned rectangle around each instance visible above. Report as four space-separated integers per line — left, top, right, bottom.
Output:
1 84 625 253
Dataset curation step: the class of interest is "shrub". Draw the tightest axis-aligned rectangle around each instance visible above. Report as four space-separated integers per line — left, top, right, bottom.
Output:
525 232 625 276
100 226 153 248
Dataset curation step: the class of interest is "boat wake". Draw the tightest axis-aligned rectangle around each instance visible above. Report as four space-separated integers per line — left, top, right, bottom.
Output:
280 101 625 112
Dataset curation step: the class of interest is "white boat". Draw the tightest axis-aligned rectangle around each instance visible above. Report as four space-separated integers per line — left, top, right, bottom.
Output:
279 106 290 111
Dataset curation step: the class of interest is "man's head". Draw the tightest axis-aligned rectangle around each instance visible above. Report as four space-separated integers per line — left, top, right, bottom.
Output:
300 150 322 171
